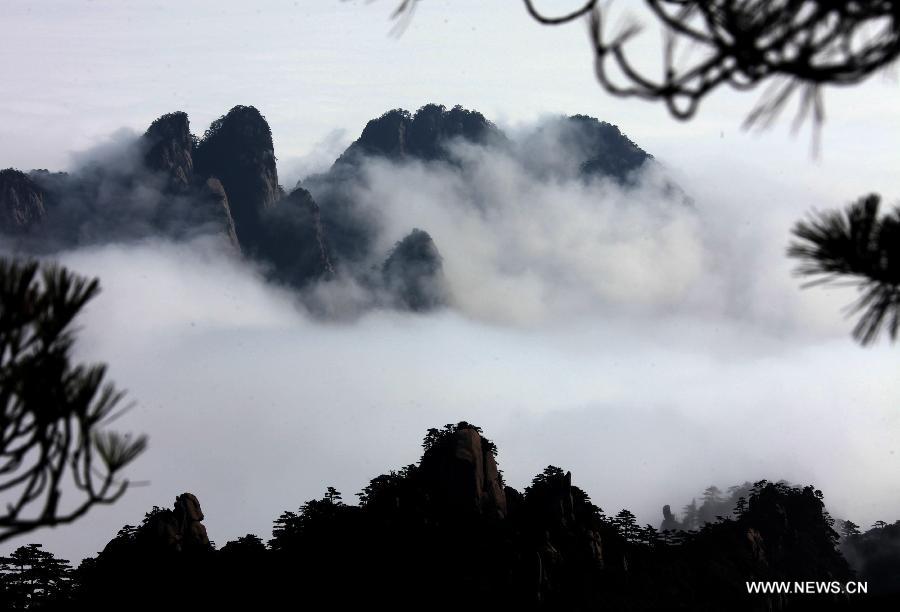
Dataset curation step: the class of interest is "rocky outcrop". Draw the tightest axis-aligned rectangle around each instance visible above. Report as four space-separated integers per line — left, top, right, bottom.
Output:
0 169 46 234
143 111 194 190
101 492 210 558
197 177 241 251
420 424 507 518
140 110 248 252
520 466 608 604
170 492 211 553
382 228 447 311
257 186 334 286
194 105 280 247
140 111 240 251
661 504 679 531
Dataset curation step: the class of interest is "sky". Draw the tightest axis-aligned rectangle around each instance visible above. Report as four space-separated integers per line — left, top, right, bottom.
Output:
1 0 900 563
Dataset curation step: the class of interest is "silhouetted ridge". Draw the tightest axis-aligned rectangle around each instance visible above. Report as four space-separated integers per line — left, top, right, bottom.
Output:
61 424 859 611
660 482 755 532
336 103 501 166
842 520 900 595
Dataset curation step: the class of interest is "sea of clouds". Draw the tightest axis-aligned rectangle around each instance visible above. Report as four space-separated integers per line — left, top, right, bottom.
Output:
2 119 898 563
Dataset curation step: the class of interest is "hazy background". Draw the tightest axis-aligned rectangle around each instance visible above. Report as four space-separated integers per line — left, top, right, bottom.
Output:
1 0 899 562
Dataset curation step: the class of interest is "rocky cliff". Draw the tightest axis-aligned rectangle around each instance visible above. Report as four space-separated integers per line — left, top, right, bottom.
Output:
0 169 46 234
143 111 195 190
256 186 334 287
419 423 507 517
194 105 280 247
3 103 689 310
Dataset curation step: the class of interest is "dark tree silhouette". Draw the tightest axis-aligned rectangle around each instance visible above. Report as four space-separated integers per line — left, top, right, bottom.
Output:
0 258 146 544
220 533 267 558
269 487 350 552
614 508 639 543
840 519 861 538
788 194 900 345
734 496 748 518
6 423 867 610
701 485 723 506
0 543 73 609
392 1 900 128
641 523 661 547
324 486 342 504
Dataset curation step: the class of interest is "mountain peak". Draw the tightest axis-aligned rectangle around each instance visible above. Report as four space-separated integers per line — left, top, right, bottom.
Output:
143 111 194 189
383 228 448 311
338 103 500 165
194 105 280 245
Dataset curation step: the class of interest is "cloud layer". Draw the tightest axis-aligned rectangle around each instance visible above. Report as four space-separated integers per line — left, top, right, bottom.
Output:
2 119 898 565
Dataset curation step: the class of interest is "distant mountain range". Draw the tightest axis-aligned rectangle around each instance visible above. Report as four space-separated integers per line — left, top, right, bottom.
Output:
0 103 676 311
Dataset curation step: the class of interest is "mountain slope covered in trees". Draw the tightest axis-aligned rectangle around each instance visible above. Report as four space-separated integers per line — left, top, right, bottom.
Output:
3 422 890 611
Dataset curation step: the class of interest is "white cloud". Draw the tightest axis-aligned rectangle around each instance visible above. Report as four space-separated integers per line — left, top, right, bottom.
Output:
3 148 896 561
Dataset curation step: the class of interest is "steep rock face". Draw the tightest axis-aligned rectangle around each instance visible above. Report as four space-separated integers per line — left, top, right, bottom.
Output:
382 228 447 311
660 504 679 531
257 186 334 287
134 492 211 555
194 105 280 247
198 177 241 251
140 109 241 250
520 468 608 603
0 169 46 233
100 492 211 558
420 424 507 518
171 492 210 553
142 111 194 190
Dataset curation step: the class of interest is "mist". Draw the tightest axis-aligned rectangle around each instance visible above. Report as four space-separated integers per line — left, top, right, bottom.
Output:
2 114 898 564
